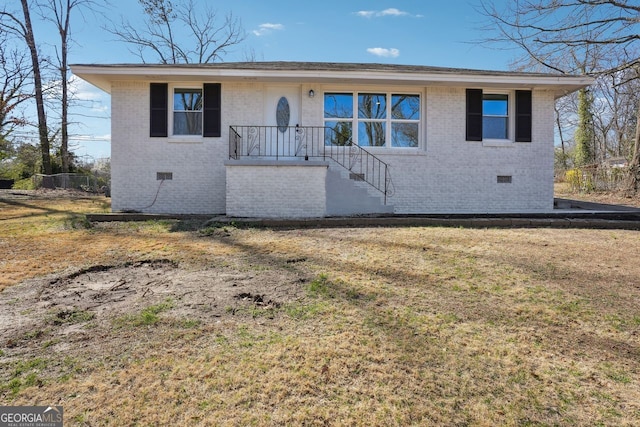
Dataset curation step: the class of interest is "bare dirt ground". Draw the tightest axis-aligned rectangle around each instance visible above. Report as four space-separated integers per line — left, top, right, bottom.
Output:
0 259 306 353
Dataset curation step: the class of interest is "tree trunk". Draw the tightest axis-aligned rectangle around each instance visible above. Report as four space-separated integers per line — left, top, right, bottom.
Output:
626 105 640 193
555 104 568 170
20 0 52 176
60 1 70 173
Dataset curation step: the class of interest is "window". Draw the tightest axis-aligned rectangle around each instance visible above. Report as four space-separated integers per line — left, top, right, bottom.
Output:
466 89 532 143
358 93 386 146
173 88 202 135
324 93 353 146
149 83 221 138
483 94 508 140
392 94 420 147
324 92 420 148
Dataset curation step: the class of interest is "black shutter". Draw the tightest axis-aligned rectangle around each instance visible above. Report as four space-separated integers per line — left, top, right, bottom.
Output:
203 83 221 137
466 89 483 141
515 90 532 142
150 83 168 137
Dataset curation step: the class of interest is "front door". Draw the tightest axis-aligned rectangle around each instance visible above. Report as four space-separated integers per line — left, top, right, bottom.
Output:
265 86 302 158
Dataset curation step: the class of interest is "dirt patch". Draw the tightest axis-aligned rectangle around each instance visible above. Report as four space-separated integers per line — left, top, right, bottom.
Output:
0 259 308 356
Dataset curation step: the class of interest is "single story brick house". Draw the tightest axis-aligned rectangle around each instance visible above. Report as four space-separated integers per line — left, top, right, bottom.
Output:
72 62 591 217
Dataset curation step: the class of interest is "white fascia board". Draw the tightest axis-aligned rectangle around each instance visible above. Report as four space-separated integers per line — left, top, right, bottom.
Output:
71 65 593 96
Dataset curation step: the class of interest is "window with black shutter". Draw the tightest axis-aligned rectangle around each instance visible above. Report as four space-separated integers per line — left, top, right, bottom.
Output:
465 88 533 142
149 82 221 138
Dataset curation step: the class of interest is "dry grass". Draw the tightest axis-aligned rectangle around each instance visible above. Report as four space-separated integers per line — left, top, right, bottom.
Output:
1 190 640 426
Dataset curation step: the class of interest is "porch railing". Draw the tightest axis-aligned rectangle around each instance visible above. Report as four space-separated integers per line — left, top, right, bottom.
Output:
229 125 392 203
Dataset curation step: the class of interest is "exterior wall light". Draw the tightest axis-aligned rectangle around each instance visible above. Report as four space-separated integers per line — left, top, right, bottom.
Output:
308 89 315 98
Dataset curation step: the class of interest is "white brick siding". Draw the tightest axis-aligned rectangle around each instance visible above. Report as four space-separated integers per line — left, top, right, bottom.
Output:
110 80 557 216
376 87 556 213
225 161 327 218
110 81 252 214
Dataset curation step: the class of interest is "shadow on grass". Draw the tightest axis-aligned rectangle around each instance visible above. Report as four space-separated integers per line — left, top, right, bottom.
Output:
0 196 110 222
88 217 640 371
186 222 640 367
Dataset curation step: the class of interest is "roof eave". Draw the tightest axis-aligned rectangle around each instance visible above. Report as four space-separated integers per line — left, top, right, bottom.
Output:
71 65 593 97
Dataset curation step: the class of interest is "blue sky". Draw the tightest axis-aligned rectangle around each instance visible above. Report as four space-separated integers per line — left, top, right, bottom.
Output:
70 0 512 67
29 0 518 160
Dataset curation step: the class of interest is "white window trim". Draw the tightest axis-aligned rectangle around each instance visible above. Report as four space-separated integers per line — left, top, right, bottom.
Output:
168 83 204 141
323 90 423 151
482 90 515 146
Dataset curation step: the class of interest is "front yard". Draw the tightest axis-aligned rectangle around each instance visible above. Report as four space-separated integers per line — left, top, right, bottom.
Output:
1 190 639 425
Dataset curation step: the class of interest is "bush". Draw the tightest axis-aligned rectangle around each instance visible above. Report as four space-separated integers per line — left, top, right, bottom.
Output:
565 169 581 191
12 178 36 190
565 168 594 192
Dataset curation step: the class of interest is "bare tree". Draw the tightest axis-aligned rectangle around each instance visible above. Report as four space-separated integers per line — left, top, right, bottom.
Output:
107 0 245 64
592 68 640 161
0 32 32 159
481 0 640 190
38 0 102 173
554 96 575 170
1 0 52 175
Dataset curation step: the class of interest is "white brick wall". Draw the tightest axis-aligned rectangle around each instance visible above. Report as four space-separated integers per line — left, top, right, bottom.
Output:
375 87 556 213
111 80 557 215
110 81 255 214
225 161 327 218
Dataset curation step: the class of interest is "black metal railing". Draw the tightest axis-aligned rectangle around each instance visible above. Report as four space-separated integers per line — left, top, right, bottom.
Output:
323 135 393 205
229 125 392 203
228 125 324 160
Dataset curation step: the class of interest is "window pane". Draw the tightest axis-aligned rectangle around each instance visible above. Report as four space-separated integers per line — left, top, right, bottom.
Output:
483 94 508 116
358 122 386 147
324 121 353 146
483 117 508 139
174 89 203 111
174 112 202 135
392 123 418 147
358 94 386 119
324 93 353 118
392 95 420 119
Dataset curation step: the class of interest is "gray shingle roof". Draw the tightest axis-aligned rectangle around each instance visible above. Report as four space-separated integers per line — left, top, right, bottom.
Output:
71 61 570 78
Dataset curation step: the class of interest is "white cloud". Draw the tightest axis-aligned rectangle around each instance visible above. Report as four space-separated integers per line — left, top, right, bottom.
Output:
252 23 284 36
379 8 407 17
355 8 416 18
356 10 375 18
69 75 106 102
367 47 400 58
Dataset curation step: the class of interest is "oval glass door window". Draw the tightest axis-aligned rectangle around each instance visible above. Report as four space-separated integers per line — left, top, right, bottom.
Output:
276 96 290 133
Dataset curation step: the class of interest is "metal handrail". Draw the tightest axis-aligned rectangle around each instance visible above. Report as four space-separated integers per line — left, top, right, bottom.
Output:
229 125 392 203
321 127 392 203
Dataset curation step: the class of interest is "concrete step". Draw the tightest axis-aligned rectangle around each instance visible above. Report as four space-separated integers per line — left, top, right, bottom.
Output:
326 166 393 216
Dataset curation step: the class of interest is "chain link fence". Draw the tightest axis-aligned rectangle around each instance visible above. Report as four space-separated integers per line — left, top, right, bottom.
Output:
563 165 628 192
33 173 110 194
